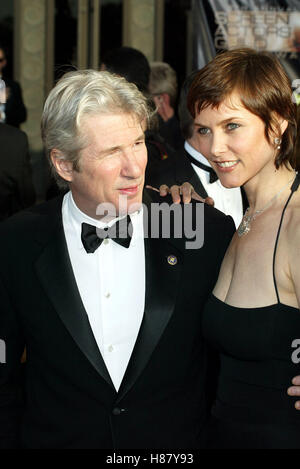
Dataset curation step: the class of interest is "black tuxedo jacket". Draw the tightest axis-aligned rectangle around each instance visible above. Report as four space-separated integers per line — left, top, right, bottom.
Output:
149 148 248 212
0 191 234 449
2 78 27 128
0 123 35 221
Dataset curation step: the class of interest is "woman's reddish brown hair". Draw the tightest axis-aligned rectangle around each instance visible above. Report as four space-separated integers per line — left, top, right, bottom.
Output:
187 48 297 169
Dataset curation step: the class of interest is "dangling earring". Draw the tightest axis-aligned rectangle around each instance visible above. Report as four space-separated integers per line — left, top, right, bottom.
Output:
274 137 282 149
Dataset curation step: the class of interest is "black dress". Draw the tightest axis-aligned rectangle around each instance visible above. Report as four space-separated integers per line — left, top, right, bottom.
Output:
202 175 300 449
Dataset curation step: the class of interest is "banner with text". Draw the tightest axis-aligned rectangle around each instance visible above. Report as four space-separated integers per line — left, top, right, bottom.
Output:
193 0 300 79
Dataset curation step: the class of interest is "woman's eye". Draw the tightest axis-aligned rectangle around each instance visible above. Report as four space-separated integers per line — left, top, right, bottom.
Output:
226 123 240 131
197 127 210 135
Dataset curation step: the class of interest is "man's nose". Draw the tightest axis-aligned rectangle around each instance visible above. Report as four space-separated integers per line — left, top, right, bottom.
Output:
122 149 144 178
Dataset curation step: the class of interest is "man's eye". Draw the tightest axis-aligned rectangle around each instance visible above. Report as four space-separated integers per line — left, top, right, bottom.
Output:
226 123 240 131
134 141 145 148
197 127 210 135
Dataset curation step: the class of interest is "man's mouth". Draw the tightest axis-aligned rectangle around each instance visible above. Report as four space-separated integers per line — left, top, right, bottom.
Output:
118 185 139 194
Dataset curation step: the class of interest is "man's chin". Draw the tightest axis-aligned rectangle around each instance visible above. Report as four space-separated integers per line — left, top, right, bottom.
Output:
118 199 143 216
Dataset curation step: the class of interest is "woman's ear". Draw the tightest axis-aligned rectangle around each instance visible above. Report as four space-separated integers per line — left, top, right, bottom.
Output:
271 113 288 139
279 118 288 135
50 150 73 183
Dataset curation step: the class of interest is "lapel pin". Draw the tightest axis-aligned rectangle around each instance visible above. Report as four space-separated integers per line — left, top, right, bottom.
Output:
167 255 177 266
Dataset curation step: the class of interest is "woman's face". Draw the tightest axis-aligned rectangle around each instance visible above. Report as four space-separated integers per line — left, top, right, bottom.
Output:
193 93 282 188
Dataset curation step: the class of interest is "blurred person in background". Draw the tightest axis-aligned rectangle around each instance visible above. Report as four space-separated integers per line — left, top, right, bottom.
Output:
101 46 150 95
0 122 35 221
0 44 27 128
100 47 177 183
149 61 183 151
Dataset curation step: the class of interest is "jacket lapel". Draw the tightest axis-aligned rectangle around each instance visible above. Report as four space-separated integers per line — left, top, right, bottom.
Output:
34 207 114 390
116 193 184 402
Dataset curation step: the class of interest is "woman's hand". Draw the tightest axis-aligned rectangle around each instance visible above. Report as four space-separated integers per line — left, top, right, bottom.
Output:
287 376 300 410
146 182 215 206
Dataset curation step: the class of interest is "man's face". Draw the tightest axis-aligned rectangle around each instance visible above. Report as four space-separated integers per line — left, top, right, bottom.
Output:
0 49 7 74
63 113 147 219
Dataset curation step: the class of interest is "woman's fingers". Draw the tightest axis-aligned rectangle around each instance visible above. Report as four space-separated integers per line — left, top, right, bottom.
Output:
180 183 215 206
159 184 170 196
204 196 215 206
169 185 181 204
145 183 215 206
180 182 195 203
145 184 170 196
145 184 160 193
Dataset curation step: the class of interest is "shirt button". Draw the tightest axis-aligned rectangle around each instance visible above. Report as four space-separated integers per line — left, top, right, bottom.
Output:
108 345 113 352
104 292 111 298
112 407 122 416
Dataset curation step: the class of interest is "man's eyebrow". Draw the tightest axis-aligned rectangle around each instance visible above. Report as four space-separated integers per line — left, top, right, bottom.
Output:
195 116 244 127
98 134 145 156
135 133 146 141
98 145 120 155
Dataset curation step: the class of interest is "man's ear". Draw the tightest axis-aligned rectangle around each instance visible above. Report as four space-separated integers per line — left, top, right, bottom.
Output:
50 150 74 183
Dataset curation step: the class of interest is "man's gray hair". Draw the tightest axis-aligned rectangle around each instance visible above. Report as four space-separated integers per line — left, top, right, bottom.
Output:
41 69 152 189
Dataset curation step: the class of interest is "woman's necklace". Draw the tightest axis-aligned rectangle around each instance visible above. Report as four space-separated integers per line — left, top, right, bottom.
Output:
237 173 297 237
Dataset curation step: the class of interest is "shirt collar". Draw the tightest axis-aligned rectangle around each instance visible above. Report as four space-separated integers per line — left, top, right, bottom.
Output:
184 140 213 168
65 191 143 250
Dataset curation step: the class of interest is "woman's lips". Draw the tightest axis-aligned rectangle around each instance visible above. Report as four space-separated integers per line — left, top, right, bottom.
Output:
214 160 239 172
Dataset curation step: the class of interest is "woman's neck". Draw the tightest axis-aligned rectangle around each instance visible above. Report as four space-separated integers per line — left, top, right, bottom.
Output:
243 165 296 213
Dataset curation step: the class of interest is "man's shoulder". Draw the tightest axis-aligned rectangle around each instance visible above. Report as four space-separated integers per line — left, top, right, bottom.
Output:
144 189 235 249
145 189 232 222
202 201 234 226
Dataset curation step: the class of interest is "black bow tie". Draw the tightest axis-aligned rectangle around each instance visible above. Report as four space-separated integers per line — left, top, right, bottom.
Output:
185 151 218 183
81 215 132 253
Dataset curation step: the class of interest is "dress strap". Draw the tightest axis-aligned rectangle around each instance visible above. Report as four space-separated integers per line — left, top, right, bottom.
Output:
272 173 300 303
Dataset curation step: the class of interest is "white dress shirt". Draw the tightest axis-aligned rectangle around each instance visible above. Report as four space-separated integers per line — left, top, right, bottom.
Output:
185 141 243 228
62 191 146 391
